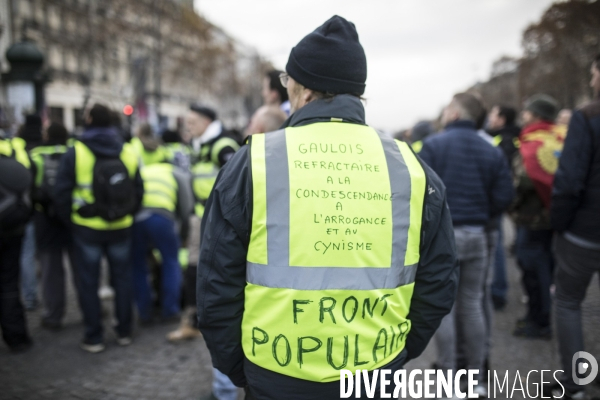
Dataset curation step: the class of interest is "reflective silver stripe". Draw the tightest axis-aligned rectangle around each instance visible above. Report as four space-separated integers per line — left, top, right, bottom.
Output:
193 172 219 179
247 262 418 290
73 198 87 207
145 190 175 201
145 178 176 190
377 132 411 268
265 130 289 267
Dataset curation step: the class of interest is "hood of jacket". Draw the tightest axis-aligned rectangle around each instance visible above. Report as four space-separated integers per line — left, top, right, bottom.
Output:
80 127 123 157
282 94 366 128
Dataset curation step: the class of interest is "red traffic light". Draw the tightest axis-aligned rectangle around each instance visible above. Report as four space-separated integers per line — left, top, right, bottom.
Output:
123 105 134 116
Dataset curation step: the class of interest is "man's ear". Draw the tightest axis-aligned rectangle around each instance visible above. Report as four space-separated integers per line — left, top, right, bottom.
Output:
303 88 315 104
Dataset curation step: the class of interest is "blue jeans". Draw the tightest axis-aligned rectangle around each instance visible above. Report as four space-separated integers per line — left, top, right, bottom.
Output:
436 227 488 376
73 234 133 344
132 214 181 320
515 227 554 327
491 225 508 300
20 221 38 308
212 368 238 400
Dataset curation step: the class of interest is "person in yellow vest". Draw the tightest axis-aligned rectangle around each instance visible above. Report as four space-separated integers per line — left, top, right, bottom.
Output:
187 105 240 167
30 122 77 330
132 161 193 323
196 16 458 399
54 104 144 353
0 133 34 352
131 123 168 166
166 106 241 343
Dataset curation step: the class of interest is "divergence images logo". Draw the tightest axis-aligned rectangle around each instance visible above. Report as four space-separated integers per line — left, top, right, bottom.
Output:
573 351 598 386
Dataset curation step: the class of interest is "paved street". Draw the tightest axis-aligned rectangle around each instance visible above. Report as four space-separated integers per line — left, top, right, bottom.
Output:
1 223 599 399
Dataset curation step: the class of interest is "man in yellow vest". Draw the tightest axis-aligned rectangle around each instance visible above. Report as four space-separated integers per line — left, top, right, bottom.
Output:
54 104 144 353
132 161 193 323
167 106 241 343
197 16 458 399
0 133 34 352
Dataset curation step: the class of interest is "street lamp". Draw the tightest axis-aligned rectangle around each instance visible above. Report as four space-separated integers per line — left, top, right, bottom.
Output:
2 41 45 126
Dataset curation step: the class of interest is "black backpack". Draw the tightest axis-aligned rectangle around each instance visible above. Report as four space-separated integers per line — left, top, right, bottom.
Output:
0 151 32 231
34 152 64 215
91 157 136 221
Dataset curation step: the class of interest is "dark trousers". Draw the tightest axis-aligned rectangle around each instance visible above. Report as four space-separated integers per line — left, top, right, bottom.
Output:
491 224 508 300
515 227 554 327
554 234 600 392
0 235 32 348
73 234 132 344
183 265 198 328
40 246 77 325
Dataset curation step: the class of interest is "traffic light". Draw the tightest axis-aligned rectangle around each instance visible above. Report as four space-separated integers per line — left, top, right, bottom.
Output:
123 104 134 116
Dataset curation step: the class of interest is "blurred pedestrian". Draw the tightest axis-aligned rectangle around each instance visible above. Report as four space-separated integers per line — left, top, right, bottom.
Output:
244 105 287 137
0 133 34 352
30 122 77 330
132 160 193 323
131 123 167 166
167 105 240 342
187 105 239 168
420 92 513 396
548 55 600 400
485 104 520 310
262 69 291 115
54 104 144 353
509 94 562 339
407 120 434 153
14 115 43 311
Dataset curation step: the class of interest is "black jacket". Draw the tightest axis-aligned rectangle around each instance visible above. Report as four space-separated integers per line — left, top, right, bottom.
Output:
196 95 458 399
195 128 241 168
551 98 600 244
54 127 144 242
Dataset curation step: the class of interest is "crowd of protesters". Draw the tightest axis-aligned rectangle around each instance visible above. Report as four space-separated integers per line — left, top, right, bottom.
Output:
0 51 599 400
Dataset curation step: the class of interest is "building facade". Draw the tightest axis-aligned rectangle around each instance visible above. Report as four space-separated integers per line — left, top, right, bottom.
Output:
0 0 268 134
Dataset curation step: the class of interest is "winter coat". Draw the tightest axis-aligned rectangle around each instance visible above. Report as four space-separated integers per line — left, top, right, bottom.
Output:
196 94 459 398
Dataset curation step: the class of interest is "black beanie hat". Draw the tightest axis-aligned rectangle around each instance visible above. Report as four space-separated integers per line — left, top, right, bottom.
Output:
525 94 559 122
286 15 367 95
190 104 217 121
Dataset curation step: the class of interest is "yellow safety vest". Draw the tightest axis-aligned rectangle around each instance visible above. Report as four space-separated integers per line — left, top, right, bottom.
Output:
71 141 138 230
242 122 427 382
140 163 177 212
30 145 68 188
3 137 31 169
410 140 423 153
191 136 240 217
191 161 220 217
131 137 167 166
196 136 240 166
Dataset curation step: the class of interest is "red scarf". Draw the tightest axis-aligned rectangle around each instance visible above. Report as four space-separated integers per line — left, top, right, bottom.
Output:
519 121 565 208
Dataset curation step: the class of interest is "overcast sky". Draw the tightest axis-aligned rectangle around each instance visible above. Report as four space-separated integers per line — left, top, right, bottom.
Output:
194 0 556 132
